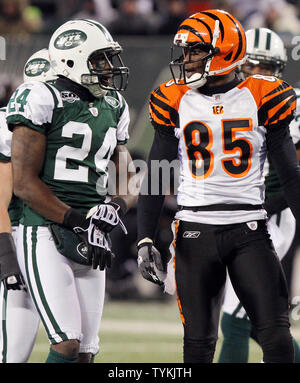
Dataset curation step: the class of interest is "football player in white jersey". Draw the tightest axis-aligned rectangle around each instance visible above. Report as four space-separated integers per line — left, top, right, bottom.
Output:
7 20 136 363
137 10 300 363
0 49 57 362
218 27 300 363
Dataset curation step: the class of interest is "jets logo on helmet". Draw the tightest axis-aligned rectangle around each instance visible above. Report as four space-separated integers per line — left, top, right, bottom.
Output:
23 48 57 83
170 9 246 89
49 19 129 98
54 29 87 50
240 28 287 80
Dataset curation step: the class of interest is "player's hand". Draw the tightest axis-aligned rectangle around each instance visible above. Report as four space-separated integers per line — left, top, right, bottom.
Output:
85 225 115 270
3 274 27 291
63 198 127 235
0 233 27 290
137 240 164 286
87 200 127 234
88 245 114 270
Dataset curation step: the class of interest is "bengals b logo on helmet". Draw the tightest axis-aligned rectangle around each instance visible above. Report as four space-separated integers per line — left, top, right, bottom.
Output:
170 9 247 89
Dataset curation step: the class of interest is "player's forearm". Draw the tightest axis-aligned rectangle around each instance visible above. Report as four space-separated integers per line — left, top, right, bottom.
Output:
0 162 13 232
111 145 138 211
137 194 166 242
137 129 178 242
14 176 70 224
0 207 12 233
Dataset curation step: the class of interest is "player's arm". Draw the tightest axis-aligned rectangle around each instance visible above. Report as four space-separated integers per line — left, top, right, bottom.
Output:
264 147 300 216
0 152 26 290
258 80 300 221
266 125 300 223
0 161 13 232
110 144 138 212
137 129 178 285
12 126 70 223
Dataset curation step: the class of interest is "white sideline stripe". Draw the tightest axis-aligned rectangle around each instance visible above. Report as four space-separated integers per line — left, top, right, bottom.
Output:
100 319 183 335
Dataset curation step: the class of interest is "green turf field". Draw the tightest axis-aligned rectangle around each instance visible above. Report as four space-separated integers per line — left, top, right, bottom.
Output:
27 296 284 363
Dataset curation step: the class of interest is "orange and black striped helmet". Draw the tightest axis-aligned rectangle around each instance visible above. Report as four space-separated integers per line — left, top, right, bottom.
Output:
170 9 246 88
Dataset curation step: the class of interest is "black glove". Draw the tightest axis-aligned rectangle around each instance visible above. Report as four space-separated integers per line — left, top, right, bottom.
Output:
63 208 114 270
0 233 27 291
137 239 165 286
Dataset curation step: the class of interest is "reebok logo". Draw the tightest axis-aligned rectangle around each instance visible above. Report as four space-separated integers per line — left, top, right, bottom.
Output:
246 221 258 230
183 231 201 238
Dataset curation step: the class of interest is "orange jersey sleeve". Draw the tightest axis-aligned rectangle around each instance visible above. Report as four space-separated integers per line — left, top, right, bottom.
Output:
238 76 297 129
149 80 189 136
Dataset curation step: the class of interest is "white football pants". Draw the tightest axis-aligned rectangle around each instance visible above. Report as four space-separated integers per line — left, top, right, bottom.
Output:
16 225 106 356
0 226 40 363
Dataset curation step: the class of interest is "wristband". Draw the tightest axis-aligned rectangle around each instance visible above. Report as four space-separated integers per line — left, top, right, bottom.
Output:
63 208 87 231
137 237 153 249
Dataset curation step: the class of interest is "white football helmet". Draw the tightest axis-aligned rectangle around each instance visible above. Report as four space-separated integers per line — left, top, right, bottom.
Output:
241 28 287 79
23 48 57 83
48 19 129 98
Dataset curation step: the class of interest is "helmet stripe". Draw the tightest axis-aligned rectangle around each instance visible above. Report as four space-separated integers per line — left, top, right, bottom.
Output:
179 25 205 42
200 11 224 41
81 19 113 41
266 32 271 50
226 13 243 62
189 18 213 42
254 28 260 48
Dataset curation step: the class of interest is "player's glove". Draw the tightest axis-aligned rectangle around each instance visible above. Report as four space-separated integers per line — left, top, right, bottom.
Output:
3 274 27 291
0 233 27 291
137 238 165 286
63 207 115 270
63 198 127 235
87 197 128 234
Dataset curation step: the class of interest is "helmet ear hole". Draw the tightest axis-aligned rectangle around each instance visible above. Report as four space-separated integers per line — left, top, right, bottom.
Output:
67 60 74 68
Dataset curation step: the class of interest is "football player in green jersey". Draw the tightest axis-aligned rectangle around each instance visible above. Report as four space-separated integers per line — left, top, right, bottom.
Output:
0 48 57 362
7 19 136 363
218 27 300 363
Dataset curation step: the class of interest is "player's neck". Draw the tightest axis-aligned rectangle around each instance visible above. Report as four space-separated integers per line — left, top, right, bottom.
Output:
206 71 236 87
198 72 241 96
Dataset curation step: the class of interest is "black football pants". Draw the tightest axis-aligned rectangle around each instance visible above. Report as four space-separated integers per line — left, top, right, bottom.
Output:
174 219 294 363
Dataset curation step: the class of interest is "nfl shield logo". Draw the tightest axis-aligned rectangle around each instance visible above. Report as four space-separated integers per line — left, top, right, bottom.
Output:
89 107 98 117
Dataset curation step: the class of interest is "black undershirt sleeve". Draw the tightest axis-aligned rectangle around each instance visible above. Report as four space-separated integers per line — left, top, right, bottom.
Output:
137 129 178 242
266 124 300 223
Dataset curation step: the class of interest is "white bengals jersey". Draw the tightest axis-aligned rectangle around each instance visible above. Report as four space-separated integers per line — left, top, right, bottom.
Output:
149 75 296 224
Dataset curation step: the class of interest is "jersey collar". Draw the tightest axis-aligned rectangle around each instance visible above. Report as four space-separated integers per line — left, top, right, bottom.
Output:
55 76 96 102
197 75 242 96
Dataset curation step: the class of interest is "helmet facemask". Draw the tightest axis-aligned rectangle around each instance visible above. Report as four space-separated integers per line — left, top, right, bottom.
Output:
170 42 219 88
240 54 286 80
170 18 222 89
81 48 129 97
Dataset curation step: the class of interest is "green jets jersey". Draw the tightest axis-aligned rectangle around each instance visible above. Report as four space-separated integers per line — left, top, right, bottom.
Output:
0 107 23 226
264 88 300 200
6 80 130 226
